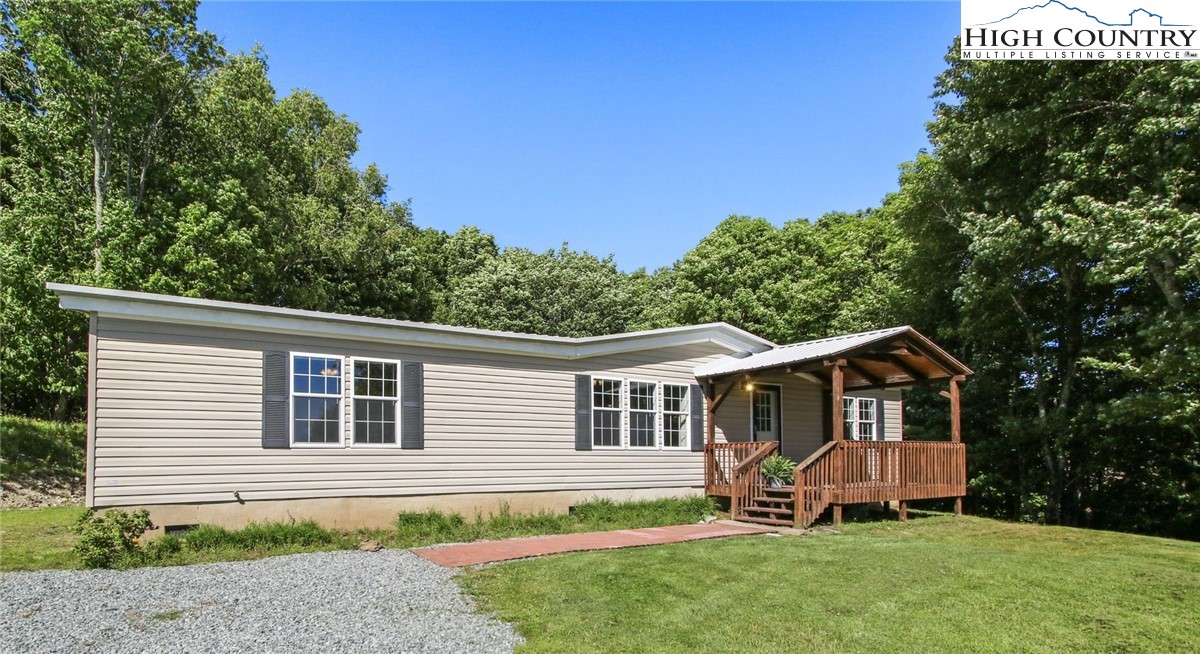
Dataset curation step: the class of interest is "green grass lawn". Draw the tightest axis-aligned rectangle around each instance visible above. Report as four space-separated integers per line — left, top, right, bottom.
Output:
0 505 86 571
462 514 1200 653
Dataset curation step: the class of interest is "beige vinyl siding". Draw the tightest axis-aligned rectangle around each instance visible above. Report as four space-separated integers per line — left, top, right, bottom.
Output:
708 374 825 461
91 318 731 507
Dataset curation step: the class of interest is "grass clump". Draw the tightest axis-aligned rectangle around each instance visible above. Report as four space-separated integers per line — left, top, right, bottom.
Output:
180 521 341 549
0 416 85 479
140 520 353 566
394 495 715 548
571 496 714 529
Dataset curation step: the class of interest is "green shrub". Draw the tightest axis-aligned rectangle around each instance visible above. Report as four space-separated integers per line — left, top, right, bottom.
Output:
761 454 796 485
72 509 153 569
0 416 86 479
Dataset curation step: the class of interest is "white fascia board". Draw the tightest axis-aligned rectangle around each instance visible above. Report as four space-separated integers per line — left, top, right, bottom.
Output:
49 283 774 360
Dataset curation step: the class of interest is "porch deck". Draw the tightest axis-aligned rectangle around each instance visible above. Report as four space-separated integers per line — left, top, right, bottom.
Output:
705 440 967 528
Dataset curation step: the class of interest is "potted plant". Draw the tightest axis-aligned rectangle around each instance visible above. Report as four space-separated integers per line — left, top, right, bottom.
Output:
760 454 796 488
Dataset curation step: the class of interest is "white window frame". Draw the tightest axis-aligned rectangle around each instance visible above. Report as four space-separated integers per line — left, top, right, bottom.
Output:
591 377 625 450
661 383 690 451
843 396 879 441
751 384 783 442
626 378 660 450
349 356 402 449
588 377 693 452
289 352 345 448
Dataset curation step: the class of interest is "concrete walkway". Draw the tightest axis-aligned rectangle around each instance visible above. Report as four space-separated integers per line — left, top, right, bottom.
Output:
412 523 766 567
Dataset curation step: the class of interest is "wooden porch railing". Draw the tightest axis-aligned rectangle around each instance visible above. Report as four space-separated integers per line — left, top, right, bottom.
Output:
729 441 779 518
791 441 967 527
705 442 773 497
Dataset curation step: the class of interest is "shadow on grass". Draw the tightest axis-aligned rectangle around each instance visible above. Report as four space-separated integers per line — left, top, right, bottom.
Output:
811 502 952 527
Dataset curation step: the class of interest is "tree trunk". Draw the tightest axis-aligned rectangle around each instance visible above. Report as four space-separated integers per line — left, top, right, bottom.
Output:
53 394 70 423
93 139 103 274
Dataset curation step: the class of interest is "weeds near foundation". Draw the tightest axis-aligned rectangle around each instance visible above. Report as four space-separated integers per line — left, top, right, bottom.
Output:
393 496 716 548
136 520 353 568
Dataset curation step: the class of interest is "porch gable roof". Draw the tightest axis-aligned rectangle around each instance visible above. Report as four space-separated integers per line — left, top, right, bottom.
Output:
693 325 972 387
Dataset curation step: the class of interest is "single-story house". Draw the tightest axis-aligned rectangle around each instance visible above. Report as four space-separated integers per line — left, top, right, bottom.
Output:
51 283 971 532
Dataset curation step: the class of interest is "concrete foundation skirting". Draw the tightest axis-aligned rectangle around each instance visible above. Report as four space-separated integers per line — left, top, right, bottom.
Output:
109 486 706 534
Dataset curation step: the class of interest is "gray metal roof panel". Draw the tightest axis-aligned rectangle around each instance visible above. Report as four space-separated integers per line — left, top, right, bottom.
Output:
48 283 776 359
693 326 912 378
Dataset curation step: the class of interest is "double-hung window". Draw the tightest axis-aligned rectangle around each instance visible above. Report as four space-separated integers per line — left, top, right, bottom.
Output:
592 378 623 448
843 396 878 441
352 358 400 446
291 353 343 446
591 378 689 450
662 384 689 449
627 381 657 448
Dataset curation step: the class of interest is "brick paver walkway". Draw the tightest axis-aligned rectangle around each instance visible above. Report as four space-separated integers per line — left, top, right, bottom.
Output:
412 523 765 567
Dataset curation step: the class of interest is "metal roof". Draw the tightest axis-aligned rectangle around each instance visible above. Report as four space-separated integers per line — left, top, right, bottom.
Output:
694 326 931 378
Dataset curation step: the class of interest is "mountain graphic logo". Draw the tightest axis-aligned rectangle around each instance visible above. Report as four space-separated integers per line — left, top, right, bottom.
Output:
974 1 1191 27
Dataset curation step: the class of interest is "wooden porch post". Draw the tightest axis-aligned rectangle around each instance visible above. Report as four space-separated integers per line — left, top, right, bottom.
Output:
831 361 845 527
950 375 963 516
831 362 845 442
950 377 961 444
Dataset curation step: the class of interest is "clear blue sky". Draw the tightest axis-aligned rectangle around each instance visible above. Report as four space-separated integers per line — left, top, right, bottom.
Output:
197 1 960 272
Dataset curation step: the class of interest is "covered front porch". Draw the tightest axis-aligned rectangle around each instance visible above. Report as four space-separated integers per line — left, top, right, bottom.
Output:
695 326 971 528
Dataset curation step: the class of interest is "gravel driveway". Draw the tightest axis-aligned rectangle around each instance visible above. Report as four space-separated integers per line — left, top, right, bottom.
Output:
0 550 521 653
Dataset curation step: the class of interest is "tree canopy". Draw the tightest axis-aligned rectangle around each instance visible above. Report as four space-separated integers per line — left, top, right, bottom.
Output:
884 50 1199 537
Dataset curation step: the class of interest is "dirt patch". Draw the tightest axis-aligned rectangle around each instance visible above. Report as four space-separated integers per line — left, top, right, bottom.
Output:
1 472 84 509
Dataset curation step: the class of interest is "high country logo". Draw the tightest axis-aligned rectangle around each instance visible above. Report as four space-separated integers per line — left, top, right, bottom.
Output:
960 0 1200 59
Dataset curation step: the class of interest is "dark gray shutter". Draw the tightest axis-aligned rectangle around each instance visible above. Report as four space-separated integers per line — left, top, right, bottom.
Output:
876 396 887 441
689 383 705 452
575 375 592 451
262 351 290 449
401 361 424 449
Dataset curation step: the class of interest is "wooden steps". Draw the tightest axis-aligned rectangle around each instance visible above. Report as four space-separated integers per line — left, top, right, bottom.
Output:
743 505 793 516
737 485 797 526
737 515 794 527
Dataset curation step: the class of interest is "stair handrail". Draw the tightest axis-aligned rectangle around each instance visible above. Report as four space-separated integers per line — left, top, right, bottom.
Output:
730 441 779 517
791 440 841 528
793 440 839 472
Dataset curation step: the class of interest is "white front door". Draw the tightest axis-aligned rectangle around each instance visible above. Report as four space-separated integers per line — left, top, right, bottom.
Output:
752 387 781 442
